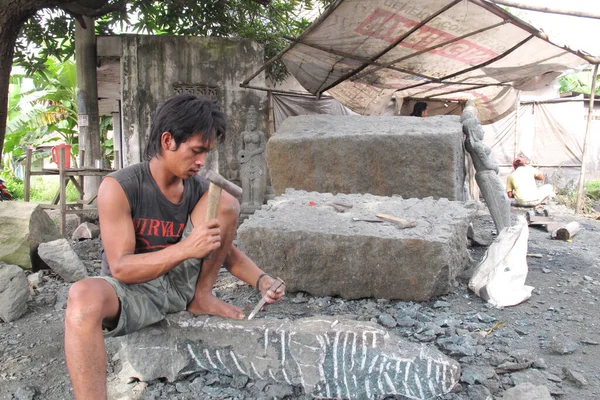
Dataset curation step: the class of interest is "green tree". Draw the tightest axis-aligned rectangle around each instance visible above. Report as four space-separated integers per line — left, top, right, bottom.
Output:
1 0 334 160
6 56 78 166
0 0 129 163
559 68 600 96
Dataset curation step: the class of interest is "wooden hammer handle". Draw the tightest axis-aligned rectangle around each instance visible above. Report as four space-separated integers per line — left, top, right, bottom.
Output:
376 213 417 228
205 182 222 222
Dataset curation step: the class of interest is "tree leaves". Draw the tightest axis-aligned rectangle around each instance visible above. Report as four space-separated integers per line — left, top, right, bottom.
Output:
15 0 333 83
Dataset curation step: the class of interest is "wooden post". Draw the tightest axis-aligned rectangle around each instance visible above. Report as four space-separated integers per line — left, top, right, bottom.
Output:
59 147 67 236
513 92 520 160
24 148 32 202
114 149 120 170
575 64 598 214
76 16 102 202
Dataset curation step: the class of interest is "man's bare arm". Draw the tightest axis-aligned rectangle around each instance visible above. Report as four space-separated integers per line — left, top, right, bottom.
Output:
98 177 221 284
223 245 285 304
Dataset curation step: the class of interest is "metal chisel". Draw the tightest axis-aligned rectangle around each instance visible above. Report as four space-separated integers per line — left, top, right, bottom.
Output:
247 278 284 320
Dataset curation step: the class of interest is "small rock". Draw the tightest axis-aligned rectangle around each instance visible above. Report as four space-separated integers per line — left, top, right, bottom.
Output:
543 372 562 383
71 221 100 240
291 292 308 304
12 386 38 400
495 361 533 374
175 382 189 393
395 316 417 327
414 331 436 342
581 338 599 345
476 313 496 323
562 367 588 387
38 239 88 282
231 374 249 389
542 268 551 274
253 379 269 392
532 358 547 369
265 383 294 398
583 275 593 281
378 313 397 328
466 384 492 400
549 335 580 355
0 263 29 322
502 382 552 400
433 300 451 308
27 272 42 295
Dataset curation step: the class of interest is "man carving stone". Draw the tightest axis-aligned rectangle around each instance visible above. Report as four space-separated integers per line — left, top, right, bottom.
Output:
63 95 285 399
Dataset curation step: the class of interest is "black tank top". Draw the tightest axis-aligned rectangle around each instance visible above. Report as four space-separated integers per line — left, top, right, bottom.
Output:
100 161 208 276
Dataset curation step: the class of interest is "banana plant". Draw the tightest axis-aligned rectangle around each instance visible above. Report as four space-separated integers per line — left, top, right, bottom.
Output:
6 56 79 168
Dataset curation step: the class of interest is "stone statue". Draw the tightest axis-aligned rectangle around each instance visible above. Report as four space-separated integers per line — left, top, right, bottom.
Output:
462 102 511 234
237 106 266 213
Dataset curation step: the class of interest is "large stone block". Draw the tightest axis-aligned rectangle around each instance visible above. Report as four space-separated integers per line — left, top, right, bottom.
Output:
114 314 460 400
266 115 466 200
0 202 61 269
238 190 477 301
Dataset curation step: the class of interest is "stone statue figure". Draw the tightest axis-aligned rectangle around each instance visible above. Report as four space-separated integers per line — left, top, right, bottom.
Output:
462 101 511 234
237 106 266 213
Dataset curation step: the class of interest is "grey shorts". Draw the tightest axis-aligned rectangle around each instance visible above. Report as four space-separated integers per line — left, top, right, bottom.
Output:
96 219 202 338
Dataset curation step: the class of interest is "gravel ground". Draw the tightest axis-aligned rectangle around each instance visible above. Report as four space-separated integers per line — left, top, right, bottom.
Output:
1 202 599 400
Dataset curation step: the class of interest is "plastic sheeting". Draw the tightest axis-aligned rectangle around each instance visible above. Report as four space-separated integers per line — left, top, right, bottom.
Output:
272 94 358 130
278 0 595 124
483 101 585 166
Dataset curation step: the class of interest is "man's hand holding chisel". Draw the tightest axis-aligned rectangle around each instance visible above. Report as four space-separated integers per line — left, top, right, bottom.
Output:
248 274 286 320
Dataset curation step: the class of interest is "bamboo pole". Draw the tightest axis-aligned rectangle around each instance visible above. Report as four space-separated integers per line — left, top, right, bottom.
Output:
575 64 599 214
489 1 600 19
513 92 521 160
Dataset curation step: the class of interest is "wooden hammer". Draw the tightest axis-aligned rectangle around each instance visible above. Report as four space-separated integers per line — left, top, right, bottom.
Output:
204 170 243 222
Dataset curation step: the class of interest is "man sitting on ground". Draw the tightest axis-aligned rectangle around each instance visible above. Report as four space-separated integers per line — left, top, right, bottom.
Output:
506 156 554 206
64 94 285 399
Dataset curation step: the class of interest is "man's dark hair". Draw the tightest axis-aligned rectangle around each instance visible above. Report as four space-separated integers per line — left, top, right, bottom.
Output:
145 94 227 160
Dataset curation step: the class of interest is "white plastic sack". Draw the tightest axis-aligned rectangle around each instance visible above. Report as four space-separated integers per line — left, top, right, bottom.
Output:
469 216 534 307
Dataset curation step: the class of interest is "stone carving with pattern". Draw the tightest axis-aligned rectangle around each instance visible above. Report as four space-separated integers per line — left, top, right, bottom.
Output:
115 315 460 400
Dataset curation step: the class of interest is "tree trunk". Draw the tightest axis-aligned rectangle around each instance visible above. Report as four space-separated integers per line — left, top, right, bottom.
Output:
75 15 102 201
0 5 33 162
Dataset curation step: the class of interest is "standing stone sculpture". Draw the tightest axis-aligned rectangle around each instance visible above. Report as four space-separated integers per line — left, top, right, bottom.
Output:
115 315 461 400
237 106 266 214
462 101 511 233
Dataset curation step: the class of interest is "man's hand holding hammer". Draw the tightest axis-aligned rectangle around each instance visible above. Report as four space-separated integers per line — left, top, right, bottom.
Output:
178 218 222 260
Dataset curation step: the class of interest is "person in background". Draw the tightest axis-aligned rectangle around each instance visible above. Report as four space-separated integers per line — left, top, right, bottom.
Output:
410 101 429 117
506 156 554 206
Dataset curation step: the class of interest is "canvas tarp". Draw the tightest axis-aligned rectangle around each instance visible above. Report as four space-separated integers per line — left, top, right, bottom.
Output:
274 0 597 124
482 98 600 184
272 94 358 131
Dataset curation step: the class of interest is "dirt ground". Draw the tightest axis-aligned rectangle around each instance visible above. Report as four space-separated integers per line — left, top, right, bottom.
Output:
1 202 599 400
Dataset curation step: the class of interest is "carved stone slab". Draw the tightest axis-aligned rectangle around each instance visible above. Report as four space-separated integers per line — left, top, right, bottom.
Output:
114 315 460 399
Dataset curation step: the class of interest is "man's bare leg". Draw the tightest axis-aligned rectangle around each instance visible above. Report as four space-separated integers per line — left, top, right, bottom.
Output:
65 278 120 400
187 190 245 319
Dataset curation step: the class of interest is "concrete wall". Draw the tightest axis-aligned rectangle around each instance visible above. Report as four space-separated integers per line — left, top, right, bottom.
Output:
120 35 267 183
